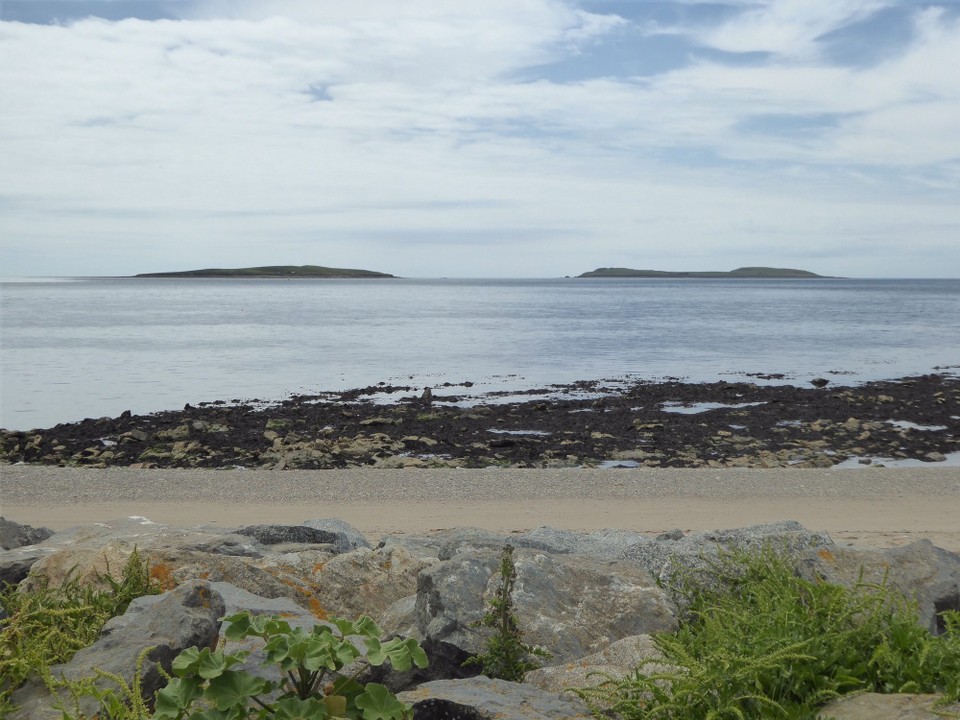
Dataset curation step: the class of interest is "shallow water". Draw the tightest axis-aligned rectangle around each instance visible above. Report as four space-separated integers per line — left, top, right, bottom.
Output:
2 276 958 429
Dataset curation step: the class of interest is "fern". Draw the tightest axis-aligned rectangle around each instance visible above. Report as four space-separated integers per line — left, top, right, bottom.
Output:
577 545 960 720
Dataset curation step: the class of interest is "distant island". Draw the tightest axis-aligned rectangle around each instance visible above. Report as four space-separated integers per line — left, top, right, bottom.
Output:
135 265 395 279
578 266 828 279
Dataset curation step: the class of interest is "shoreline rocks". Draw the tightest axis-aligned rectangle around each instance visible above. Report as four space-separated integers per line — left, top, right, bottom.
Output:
2 517 959 719
1 373 957 470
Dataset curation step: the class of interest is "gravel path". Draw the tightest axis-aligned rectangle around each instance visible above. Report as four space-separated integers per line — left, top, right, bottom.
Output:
3 465 959 549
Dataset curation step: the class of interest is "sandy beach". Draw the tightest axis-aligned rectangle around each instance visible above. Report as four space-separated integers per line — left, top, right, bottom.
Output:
2 465 958 551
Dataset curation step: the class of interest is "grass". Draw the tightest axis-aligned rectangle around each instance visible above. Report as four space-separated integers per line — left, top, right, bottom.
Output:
0 548 161 717
576 545 960 720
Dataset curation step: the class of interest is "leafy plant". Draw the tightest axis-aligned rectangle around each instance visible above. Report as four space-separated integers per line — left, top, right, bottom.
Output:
577 545 960 720
0 548 161 716
153 611 428 720
465 545 550 682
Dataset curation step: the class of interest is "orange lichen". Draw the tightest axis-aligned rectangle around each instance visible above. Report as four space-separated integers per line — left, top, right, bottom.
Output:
149 562 178 590
817 548 836 562
309 597 329 620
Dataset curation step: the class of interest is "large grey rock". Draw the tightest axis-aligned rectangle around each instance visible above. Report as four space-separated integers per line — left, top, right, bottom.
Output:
414 548 677 680
310 544 433 620
180 533 267 557
209 581 316 624
435 527 570 561
378 534 445 561
14 518 342 615
0 517 53 550
620 520 834 610
524 634 670 698
235 524 342 548
802 540 960 635
8 581 224 720
0 545 50 587
817 693 960 719
18 517 244 590
301 518 371 553
522 526 652 560
397 677 592 719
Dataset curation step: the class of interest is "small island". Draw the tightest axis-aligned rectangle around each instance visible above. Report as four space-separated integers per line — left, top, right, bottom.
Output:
578 266 828 279
135 265 395 279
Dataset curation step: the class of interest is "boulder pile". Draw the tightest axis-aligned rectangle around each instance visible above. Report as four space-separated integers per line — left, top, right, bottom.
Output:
2 517 959 719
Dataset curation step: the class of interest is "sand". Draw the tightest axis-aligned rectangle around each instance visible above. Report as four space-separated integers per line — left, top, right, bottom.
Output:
2 465 958 550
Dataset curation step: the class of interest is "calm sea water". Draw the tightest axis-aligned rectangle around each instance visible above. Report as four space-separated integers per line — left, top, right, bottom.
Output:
1 277 958 430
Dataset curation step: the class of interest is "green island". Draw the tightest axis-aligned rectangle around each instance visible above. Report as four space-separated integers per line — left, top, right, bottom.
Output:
579 266 828 279
135 264 395 279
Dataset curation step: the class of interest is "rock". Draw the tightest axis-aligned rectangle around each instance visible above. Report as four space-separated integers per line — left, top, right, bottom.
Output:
301 518 372 553
436 528 566 560
234 524 342 547
180 533 267 557
8 581 224 720
521 526 652 560
431 526 651 562
309 544 432 620
378 594 419 639
810 377 830 388
656 529 685 541
0 517 54 550
818 693 960 719
524 634 670 698
0 544 53 587
397 677 592 719
620 520 834 611
22 542 140 591
414 548 677 679
378 534 447 561
803 540 960 635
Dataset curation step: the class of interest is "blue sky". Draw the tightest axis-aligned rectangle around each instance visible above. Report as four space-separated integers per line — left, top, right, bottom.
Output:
1 0 958 277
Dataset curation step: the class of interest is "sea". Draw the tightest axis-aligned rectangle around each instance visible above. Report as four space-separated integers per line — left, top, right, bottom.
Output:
1 276 958 431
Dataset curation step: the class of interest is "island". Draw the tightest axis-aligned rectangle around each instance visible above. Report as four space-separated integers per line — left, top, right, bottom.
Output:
135 265 395 279
578 266 828 279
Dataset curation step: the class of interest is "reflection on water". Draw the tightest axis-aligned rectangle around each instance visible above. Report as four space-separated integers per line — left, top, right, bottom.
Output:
2 277 959 429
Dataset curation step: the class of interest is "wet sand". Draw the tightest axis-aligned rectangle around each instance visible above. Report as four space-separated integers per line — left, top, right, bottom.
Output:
2 465 958 550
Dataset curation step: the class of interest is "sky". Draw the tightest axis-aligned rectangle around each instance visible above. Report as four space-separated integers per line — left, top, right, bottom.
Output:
1 0 958 278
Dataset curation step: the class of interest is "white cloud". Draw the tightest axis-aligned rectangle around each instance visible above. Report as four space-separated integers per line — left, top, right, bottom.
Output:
692 0 892 58
0 0 958 278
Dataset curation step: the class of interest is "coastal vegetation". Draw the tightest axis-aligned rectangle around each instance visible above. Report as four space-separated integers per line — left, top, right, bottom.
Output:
2 522 959 719
0 550 161 716
153 612 427 720
464 545 551 682
577 546 960 719
578 266 826 278
134 265 395 279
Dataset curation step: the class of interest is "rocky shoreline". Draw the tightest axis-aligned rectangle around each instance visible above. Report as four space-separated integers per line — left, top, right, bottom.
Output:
2 374 958 470
3 516 959 719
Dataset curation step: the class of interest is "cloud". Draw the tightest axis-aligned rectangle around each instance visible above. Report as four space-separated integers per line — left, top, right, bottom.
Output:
0 0 957 278
691 0 892 58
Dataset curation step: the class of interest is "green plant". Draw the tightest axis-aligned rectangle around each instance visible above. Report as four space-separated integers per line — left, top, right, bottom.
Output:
576 545 960 720
153 611 428 719
465 545 550 682
46 647 155 720
0 548 161 715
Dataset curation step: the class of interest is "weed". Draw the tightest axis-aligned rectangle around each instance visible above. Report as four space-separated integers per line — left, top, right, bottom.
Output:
152 610 428 719
465 545 551 682
576 545 960 720
0 548 161 715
